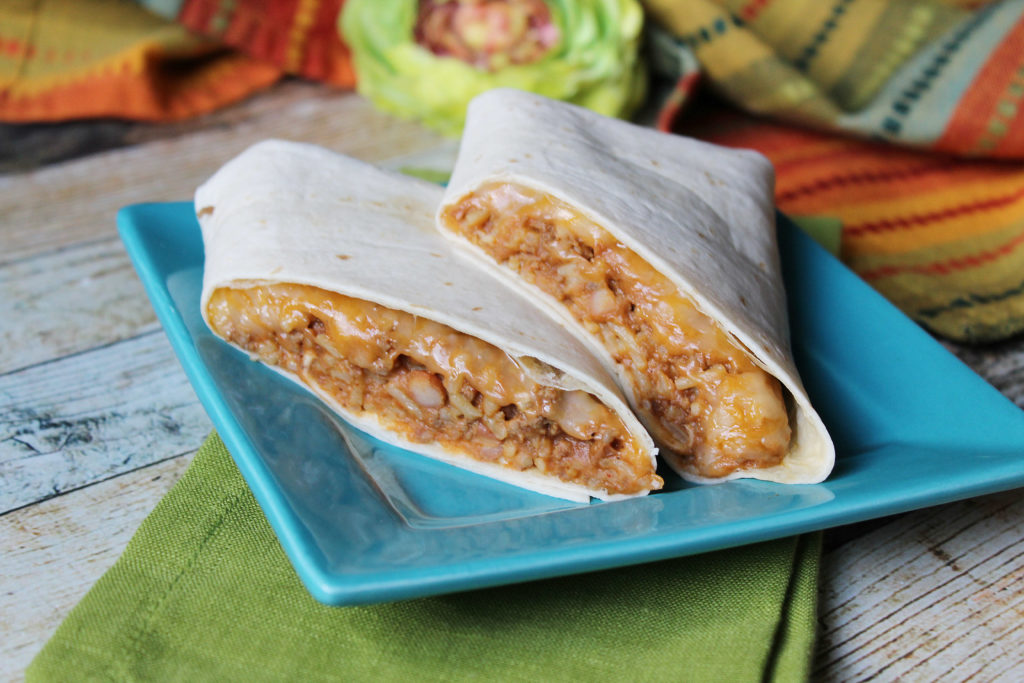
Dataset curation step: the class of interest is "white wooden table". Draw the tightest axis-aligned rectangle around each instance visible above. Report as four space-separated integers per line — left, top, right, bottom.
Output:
2 82 1023 682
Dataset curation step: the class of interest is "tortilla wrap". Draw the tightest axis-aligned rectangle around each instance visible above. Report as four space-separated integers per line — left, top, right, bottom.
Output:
196 139 659 502
437 89 834 485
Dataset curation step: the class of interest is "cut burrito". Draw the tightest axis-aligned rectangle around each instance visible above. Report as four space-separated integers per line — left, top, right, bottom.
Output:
195 140 660 502
438 89 834 484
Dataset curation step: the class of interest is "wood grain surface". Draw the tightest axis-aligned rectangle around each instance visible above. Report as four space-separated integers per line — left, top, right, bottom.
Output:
0 236 158 373
2 82 1022 683
817 489 1024 681
1 455 194 677
0 330 209 513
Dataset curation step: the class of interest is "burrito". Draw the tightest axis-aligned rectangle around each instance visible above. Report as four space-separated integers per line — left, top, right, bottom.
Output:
438 90 834 484
195 140 660 502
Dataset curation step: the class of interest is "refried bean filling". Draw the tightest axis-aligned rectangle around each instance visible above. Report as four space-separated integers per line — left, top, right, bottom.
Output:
440 182 792 478
206 283 661 495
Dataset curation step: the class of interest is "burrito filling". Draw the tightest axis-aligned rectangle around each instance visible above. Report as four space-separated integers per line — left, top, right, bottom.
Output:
207 284 661 495
441 183 792 478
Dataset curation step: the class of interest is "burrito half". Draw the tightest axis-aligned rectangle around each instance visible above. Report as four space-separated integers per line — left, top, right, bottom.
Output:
438 90 834 485
196 140 660 502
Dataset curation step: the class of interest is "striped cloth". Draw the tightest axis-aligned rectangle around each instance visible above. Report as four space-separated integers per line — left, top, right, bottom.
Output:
682 105 1024 342
0 0 352 122
646 0 1024 342
140 0 354 86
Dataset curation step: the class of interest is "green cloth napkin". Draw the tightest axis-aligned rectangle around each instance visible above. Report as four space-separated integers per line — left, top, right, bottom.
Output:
28 433 821 682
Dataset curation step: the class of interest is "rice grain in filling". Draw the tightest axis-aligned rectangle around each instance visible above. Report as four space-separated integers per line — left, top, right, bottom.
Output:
205 283 661 495
440 182 793 479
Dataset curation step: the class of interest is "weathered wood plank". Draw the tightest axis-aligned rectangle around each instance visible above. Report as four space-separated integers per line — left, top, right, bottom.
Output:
0 452 194 681
945 338 1024 408
0 82 456 174
0 237 158 374
815 489 1024 681
0 331 209 513
0 83 447 264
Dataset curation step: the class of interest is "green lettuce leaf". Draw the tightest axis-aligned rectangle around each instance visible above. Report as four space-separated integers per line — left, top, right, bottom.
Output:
341 0 646 135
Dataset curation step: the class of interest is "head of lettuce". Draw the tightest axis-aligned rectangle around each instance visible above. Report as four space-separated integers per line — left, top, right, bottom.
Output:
341 0 646 136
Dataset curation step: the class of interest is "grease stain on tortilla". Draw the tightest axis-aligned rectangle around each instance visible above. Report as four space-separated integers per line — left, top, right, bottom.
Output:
197 206 215 218
472 306 483 311
704 171 725 187
444 282 453 286
651 160 660 167
336 254 351 261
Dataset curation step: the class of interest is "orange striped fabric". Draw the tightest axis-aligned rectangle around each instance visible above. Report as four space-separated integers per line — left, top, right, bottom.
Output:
0 0 282 122
166 0 355 87
0 0 355 123
682 106 1024 342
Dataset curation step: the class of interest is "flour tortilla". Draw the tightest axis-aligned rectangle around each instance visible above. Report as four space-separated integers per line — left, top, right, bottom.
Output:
195 139 657 502
438 89 834 485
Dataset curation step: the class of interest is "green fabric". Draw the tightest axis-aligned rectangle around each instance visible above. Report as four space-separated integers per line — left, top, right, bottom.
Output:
28 433 821 682
790 215 843 258
398 166 453 185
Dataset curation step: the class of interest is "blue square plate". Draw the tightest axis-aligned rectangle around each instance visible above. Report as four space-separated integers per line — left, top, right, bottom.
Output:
119 202 1024 606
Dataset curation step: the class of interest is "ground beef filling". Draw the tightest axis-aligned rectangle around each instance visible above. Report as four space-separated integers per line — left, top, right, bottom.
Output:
441 183 792 478
206 284 661 495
